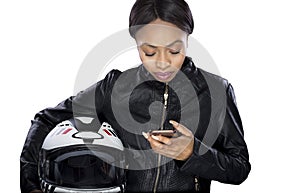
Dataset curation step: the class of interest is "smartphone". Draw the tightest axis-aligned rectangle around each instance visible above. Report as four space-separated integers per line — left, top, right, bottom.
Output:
150 130 177 138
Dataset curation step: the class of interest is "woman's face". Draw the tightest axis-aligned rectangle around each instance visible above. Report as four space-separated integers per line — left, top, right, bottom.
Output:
135 19 188 83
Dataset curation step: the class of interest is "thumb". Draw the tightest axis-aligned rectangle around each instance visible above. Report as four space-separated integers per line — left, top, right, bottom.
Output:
169 120 192 137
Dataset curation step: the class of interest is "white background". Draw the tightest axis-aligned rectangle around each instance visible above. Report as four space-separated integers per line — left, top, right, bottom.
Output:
1 0 299 192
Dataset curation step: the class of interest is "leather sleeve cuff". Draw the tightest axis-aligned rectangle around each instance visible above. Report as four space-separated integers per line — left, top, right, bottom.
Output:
179 137 215 176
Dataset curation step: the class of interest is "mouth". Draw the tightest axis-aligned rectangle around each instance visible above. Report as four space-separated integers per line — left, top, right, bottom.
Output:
154 72 174 81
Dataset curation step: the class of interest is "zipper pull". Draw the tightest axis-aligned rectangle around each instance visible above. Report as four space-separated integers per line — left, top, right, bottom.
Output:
163 84 169 107
164 93 168 107
195 176 199 191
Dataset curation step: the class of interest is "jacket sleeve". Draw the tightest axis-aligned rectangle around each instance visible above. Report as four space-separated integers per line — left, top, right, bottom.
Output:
180 83 251 185
20 70 120 193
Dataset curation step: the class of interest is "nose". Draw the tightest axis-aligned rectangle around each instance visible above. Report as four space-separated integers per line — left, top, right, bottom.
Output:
155 51 171 70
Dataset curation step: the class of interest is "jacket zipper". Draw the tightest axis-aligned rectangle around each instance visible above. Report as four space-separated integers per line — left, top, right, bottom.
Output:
195 176 200 191
153 83 169 193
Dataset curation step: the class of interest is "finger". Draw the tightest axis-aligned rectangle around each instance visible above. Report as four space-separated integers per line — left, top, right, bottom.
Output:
142 132 149 139
147 134 165 150
150 134 172 145
149 137 192 160
157 146 184 160
169 120 192 137
143 132 171 152
150 142 178 158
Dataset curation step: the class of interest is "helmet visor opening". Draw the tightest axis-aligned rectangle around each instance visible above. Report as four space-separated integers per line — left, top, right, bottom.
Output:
39 145 125 189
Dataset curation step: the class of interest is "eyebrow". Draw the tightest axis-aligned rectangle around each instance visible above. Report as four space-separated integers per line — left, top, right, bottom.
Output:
141 40 183 48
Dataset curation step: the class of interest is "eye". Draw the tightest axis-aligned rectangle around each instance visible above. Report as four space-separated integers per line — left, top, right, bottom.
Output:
170 51 180 55
145 52 156 57
169 49 181 55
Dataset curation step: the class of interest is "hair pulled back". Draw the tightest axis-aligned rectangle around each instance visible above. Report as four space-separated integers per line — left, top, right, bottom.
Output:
129 0 194 38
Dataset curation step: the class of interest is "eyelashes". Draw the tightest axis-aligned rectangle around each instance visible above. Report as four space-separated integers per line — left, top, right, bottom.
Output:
145 53 156 57
170 50 180 55
144 50 181 57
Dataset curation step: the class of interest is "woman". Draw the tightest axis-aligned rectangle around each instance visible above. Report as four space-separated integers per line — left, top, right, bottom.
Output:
20 0 251 192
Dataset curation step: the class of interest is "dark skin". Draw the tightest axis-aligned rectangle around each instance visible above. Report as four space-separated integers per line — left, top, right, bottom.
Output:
137 20 195 161
143 120 194 161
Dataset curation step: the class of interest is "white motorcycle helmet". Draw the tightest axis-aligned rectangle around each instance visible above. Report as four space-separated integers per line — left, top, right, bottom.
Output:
38 117 126 193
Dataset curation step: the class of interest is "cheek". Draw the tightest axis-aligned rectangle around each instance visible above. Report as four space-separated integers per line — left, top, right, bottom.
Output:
139 56 155 71
141 59 156 73
171 54 186 70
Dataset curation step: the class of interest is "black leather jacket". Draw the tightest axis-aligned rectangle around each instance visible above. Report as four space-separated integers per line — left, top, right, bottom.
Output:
20 57 250 193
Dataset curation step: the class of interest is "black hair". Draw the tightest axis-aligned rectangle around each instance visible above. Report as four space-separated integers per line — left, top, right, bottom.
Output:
129 0 194 38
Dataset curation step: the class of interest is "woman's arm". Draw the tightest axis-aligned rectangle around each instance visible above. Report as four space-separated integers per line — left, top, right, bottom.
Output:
179 83 251 184
20 97 74 193
145 83 250 184
20 70 121 193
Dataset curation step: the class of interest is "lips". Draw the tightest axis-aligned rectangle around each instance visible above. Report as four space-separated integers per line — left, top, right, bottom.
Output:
154 72 173 81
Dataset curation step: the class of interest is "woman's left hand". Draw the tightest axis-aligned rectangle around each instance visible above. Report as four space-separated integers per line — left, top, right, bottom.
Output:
143 120 194 161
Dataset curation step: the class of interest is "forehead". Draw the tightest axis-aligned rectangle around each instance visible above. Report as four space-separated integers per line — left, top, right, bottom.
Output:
135 23 187 47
